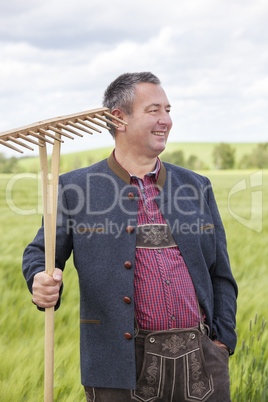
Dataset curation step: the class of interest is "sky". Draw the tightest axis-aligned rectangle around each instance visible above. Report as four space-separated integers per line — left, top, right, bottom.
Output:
0 0 267 158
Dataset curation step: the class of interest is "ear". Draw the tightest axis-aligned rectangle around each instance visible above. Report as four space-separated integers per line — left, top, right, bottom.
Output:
111 109 127 132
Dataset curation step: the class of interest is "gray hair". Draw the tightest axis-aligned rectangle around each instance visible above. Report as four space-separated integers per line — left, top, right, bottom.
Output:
102 72 161 137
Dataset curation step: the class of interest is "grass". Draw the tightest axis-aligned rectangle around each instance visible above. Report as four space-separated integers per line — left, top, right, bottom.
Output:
0 162 267 401
231 314 267 401
199 169 268 400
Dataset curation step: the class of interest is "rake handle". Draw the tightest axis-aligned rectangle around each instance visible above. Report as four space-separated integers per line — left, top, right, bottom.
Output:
39 134 61 402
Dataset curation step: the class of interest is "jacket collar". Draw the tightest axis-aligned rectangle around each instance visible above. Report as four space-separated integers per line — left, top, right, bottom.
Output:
107 152 166 191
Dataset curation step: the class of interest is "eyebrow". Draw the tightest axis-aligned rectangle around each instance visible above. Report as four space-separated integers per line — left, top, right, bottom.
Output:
145 103 172 111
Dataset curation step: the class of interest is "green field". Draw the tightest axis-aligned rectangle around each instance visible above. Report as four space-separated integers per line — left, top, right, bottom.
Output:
0 161 267 400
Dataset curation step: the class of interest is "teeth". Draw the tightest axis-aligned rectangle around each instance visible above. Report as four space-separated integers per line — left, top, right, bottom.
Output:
153 132 165 136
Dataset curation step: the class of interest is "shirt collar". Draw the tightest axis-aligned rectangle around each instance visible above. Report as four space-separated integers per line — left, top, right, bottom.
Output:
112 149 161 180
107 151 166 190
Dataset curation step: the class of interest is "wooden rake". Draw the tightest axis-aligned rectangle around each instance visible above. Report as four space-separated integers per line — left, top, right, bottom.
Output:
0 107 126 401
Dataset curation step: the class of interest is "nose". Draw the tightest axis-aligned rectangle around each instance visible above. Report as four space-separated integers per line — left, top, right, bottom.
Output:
158 111 172 127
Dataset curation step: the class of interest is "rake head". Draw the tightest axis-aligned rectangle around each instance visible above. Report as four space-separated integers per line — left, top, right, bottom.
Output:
0 107 126 154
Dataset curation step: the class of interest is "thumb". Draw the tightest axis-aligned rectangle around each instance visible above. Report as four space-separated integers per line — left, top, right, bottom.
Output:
53 268 63 282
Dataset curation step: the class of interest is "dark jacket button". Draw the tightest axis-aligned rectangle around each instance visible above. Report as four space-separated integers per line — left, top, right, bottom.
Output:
124 332 132 340
124 261 132 269
123 297 131 304
126 225 134 233
128 192 135 200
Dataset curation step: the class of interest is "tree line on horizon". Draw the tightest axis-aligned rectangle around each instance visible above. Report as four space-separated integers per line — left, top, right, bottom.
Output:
0 143 268 173
162 142 268 170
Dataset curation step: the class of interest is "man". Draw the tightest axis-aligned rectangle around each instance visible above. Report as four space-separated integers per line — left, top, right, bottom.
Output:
23 72 238 401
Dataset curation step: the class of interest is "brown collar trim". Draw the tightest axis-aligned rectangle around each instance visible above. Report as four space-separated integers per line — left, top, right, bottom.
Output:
156 160 166 191
107 152 131 184
107 152 166 189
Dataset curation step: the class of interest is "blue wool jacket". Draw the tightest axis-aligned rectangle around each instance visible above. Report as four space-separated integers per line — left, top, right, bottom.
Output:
22 153 238 389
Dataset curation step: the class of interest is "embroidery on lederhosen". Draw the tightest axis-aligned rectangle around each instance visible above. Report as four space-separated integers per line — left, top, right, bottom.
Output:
190 352 207 396
133 353 163 401
136 224 177 249
162 335 186 354
160 333 212 399
134 330 214 402
140 355 159 398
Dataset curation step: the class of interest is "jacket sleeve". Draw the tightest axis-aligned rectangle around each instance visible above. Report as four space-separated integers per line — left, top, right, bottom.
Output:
22 176 73 308
206 177 238 353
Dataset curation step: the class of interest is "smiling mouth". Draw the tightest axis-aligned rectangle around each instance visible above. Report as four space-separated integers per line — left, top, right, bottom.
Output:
152 131 165 136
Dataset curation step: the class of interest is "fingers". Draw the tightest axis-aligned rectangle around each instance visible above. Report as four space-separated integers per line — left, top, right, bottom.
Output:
32 269 62 308
53 268 63 284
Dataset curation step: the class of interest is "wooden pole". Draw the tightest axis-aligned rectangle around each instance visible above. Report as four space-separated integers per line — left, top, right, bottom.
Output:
39 132 61 402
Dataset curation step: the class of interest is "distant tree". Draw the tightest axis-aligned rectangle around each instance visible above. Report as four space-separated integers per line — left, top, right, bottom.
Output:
212 143 236 169
163 150 185 166
239 143 268 169
162 150 205 170
0 153 19 173
186 154 205 170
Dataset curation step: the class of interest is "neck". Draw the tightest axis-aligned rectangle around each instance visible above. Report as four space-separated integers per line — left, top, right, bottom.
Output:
114 148 157 178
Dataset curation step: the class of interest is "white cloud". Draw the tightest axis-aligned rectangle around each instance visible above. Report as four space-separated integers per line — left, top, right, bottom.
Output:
0 0 268 158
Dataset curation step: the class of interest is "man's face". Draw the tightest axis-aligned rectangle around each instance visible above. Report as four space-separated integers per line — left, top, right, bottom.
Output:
119 83 173 158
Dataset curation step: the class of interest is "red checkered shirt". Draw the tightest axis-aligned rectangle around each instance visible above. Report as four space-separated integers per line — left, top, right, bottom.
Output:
131 159 200 330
